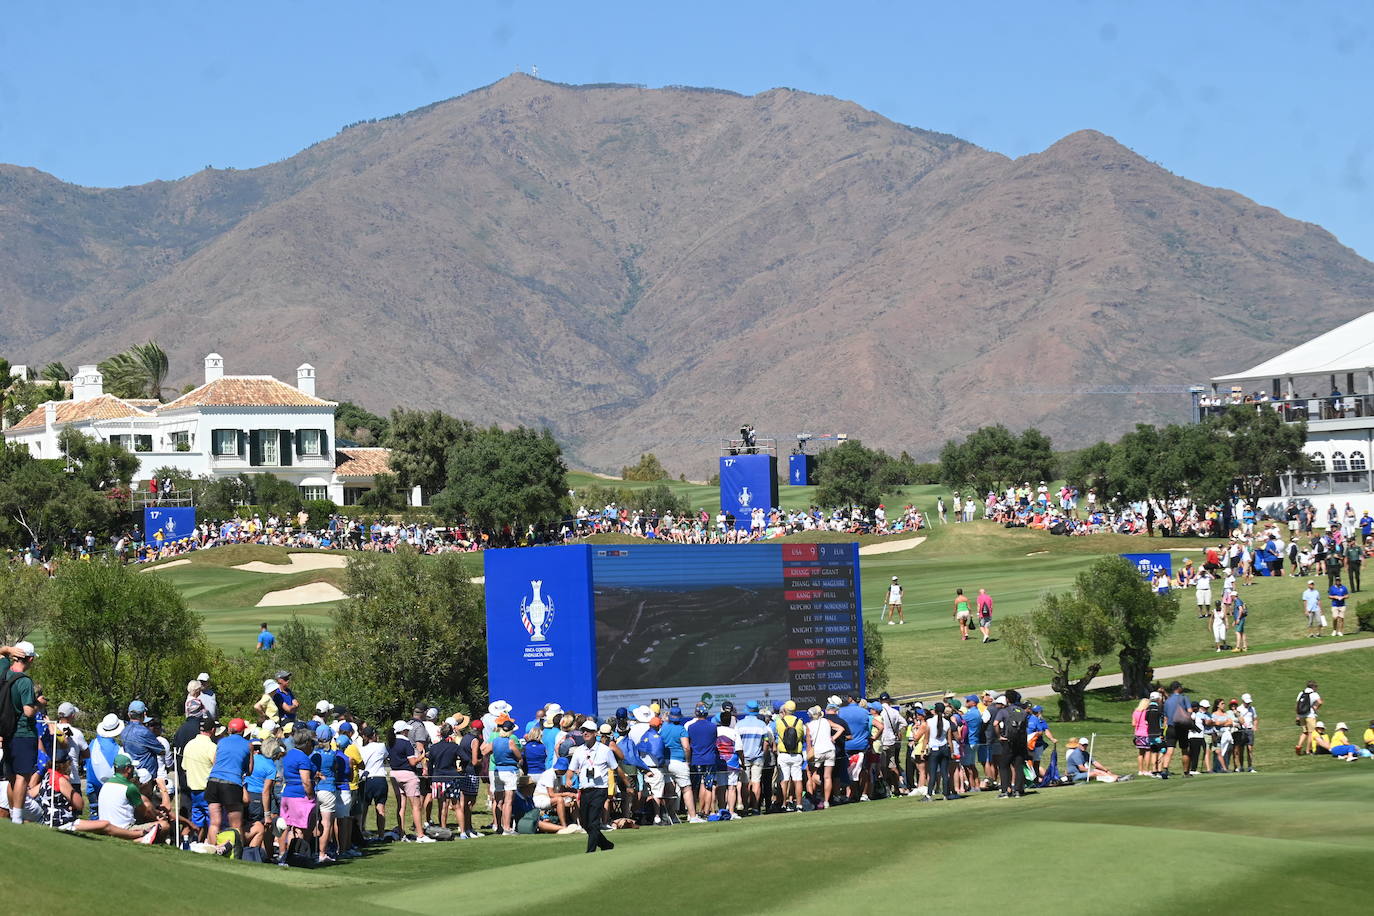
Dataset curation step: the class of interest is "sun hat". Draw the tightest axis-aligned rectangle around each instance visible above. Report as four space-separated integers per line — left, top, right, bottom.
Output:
1315 721 1326 729
488 700 511 716
450 714 470 730
263 679 277 693
598 723 613 735
632 705 653 724
668 705 685 723
543 711 560 727
1335 722 1348 731
97 714 125 738
56 702 80 718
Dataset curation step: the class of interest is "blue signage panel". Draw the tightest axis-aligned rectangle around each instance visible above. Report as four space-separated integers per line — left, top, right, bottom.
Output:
788 453 815 486
484 545 596 723
143 507 195 544
1121 552 1172 582
719 454 779 528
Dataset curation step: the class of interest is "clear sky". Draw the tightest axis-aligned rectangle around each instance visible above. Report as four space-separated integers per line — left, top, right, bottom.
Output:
4 1 1371 257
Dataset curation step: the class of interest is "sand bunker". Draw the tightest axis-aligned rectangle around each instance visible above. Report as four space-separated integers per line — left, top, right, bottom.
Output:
858 536 927 556
469 576 485 585
140 559 191 572
233 553 348 574
255 582 348 606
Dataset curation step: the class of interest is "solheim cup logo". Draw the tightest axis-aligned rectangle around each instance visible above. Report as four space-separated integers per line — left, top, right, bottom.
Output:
165 516 178 536
738 486 752 508
520 579 555 642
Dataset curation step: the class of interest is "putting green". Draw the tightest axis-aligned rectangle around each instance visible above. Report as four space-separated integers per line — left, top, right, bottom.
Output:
4 767 1368 912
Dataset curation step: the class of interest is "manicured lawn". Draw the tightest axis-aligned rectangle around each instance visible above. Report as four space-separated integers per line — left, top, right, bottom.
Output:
5 765 1369 912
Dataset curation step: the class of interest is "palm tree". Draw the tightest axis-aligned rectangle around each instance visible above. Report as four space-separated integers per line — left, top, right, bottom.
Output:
40 362 71 381
99 341 170 401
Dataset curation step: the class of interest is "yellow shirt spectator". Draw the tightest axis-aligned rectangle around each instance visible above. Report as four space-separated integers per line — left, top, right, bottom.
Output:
183 733 217 791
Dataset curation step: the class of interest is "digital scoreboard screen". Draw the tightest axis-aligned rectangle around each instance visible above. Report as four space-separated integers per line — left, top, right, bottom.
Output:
591 543 863 714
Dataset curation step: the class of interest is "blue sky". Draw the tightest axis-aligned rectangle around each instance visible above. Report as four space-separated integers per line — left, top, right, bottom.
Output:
4 1 1371 257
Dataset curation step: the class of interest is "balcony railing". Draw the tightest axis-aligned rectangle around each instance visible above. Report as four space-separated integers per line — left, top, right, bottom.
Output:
1199 394 1374 424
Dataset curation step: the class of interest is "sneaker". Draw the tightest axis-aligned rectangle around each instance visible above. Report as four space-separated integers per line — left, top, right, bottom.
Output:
416 836 437 844
1149 772 1163 779
136 825 159 845
317 855 336 864
887 621 895 626
687 816 707 824
58 821 77 833
278 860 290 868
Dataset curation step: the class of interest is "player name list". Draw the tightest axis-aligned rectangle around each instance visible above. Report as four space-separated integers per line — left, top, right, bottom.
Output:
780 542 861 705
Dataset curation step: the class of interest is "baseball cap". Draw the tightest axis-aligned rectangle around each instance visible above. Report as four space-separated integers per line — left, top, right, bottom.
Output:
338 721 355 734
720 701 735 714
694 703 708 716
315 724 333 741
615 707 629 719
263 679 277 692
128 699 147 714
965 694 978 703
498 719 515 731
1077 737 1089 746
649 716 662 727
57 702 80 718
1241 693 1253 703
1199 699 1211 708
879 692 892 702
579 719 598 732
746 700 760 712
316 700 334 713
12 640 37 659
336 734 352 749
1149 691 1162 700
274 670 291 680
228 718 247 733
994 695 1008 706
392 720 409 735
1031 705 1043 713
426 706 439 720
892 575 898 581
113 753 133 769
197 672 210 683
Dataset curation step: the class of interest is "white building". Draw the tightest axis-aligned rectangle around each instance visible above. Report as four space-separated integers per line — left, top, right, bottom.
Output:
4 353 411 507
1208 311 1374 518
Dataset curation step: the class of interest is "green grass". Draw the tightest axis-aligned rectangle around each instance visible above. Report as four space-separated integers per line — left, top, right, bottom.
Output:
5 766 1369 912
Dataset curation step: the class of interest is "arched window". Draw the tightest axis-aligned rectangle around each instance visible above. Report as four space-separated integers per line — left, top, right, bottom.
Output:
1310 452 1326 470
1350 451 1367 472
1331 451 1348 472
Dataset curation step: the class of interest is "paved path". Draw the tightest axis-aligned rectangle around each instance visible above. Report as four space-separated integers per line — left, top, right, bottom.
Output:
1016 637 1374 699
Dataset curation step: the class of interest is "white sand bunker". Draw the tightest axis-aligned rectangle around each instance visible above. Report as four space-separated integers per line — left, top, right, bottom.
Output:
140 559 191 572
234 553 348 574
858 536 927 556
256 582 348 606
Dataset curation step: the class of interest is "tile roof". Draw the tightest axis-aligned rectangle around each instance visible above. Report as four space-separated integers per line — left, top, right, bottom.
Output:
7 395 154 432
334 447 393 478
158 376 336 411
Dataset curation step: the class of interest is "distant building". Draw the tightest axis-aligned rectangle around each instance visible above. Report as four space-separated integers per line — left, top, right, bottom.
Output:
1206 312 1374 516
3 353 413 507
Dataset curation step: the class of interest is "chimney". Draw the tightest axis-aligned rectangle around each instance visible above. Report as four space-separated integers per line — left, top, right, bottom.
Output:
204 353 224 384
44 402 57 428
296 363 316 397
72 365 104 402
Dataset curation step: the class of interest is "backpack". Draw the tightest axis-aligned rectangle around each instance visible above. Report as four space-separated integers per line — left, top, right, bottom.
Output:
778 715 803 754
0 670 30 741
1001 707 1029 753
1295 690 1312 717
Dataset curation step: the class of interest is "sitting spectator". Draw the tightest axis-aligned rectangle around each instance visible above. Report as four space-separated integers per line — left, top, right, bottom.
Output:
1066 738 1128 783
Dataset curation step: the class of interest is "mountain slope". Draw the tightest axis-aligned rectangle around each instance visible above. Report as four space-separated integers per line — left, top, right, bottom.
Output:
3 74 1372 474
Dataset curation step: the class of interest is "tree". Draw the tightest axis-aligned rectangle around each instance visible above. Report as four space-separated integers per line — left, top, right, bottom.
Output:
40 362 71 382
358 472 408 511
386 409 475 500
99 341 170 400
0 453 119 551
1009 427 1057 486
938 424 1016 493
1064 440 1115 492
57 428 138 492
1 376 66 428
1212 405 1312 507
863 619 889 692
621 453 670 481
325 549 486 719
433 426 568 530
44 560 201 711
815 440 885 508
335 400 390 446
0 563 56 645
249 473 304 516
1001 592 1115 721
1076 556 1180 699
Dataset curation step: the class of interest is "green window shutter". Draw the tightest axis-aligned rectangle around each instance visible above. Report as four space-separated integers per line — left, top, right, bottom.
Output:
320 429 330 461
238 430 247 459
295 429 304 457
249 430 262 466
279 430 293 466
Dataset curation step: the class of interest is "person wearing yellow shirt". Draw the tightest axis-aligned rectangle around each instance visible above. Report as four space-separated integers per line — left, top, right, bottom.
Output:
1328 722 1371 760
1363 720 1374 751
181 718 219 844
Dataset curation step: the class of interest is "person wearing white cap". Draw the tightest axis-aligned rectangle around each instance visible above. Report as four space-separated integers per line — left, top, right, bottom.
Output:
1236 693 1257 772
196 672 217 720
1185 700 1212 775
883 576 904 625
2 641 41 823
567 719 616 853
1066 737 1125 783
52 701 88 771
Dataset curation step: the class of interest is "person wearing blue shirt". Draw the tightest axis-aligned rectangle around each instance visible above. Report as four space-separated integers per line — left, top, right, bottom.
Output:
256 622 276 651
1159 681 1192 776
1329 576 1351 637
278 734 318 868
837 696 871 801
735 702 772 814
120 700 163 792
311 725 345 862
245 736 277 847
1025 705 1054 780
658 708 695 821
686 705 719 810
206 718 253 839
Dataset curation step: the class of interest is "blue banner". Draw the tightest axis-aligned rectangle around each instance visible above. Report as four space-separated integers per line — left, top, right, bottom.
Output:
788 453 815 486
1121 552 1172 581
484 545 596 724
143 507 195 544
719 454 778 528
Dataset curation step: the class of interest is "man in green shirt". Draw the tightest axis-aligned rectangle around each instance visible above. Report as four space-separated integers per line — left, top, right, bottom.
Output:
1345 541 1362 593
2 641 41 825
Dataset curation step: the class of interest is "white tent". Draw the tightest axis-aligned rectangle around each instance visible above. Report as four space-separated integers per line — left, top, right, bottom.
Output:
1212 312 1374 387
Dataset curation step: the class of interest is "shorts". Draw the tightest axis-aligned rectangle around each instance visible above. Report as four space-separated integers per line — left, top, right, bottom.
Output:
1306 611 1321 627
666 759 691 789
363 776 389 803
392 769 421 798
1168 722 1190 748
316 789 338 814
688 764 715 792
533 792 552 810
1300 717 1317 734
204 778 243 811
812 748 835 765
714 766 740 787
1195 591 1212 607
280 795 315 829
777 753 804 782
846 753 865 781
976 745 992 765
745 760 765 783
246 798 266 825
1 735 37 778
1030 744 1046 763
644 766 666 797
1332 606 1346 618
1133 736 1151 750
1148 736 1165 752
1237 728 1254 747
491 769 519 793
429 778 461 800
956 611 970 621
1234 618 1246 633
188 790 208 827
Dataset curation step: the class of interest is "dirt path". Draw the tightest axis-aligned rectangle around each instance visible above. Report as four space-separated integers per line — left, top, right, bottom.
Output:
1017 637 1374 699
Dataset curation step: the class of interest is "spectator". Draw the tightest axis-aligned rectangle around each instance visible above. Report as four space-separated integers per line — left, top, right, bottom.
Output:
257 622 276 651
278 732 318 866
1 642 41 824
206 717 251 840
95 754 170 842
1066 738 1125 782
196 673 218 720
181 717 218 843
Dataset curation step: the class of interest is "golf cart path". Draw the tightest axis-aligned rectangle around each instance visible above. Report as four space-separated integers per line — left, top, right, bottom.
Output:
858 536 926 556
1017 637 1374 699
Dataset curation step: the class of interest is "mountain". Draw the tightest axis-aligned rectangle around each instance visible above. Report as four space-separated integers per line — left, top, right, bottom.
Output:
4 74 1373 475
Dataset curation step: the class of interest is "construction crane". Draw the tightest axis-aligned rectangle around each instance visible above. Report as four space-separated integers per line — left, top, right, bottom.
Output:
1023 385 1208 421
